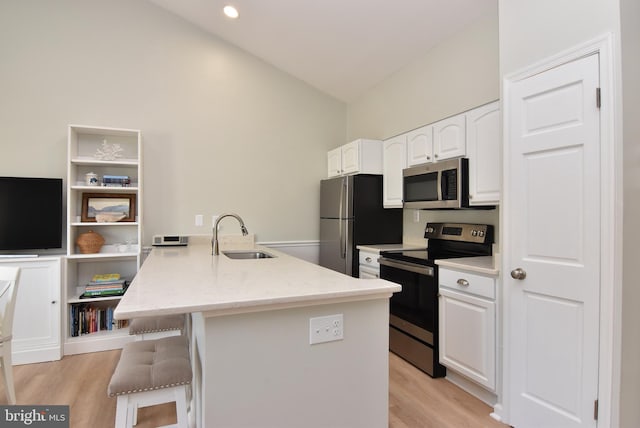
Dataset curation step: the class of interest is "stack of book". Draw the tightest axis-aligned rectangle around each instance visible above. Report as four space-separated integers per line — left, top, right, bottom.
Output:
80 273 128 299
102 174 131 187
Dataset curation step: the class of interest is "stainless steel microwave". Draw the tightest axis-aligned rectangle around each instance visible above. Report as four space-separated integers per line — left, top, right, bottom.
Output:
403 157 469 209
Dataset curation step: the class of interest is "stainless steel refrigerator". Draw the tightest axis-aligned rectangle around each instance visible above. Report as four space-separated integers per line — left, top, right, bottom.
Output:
319 174 402 276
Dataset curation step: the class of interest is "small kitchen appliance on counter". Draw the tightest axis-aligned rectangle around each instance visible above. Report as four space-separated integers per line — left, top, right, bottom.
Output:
379 222 494 377
152 235 189 246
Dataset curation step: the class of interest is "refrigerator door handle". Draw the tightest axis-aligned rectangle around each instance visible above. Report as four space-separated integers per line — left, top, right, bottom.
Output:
339 177 346 259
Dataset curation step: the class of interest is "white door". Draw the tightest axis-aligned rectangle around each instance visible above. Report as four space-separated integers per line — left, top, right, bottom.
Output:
506 54 600 427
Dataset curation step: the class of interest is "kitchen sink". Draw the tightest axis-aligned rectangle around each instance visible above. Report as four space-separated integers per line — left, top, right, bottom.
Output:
222 250 275 260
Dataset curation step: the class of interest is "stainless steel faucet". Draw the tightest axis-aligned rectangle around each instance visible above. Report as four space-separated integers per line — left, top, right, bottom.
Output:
212 213 249 255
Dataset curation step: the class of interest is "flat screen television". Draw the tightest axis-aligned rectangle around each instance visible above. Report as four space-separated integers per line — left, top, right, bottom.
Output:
0 177 63 251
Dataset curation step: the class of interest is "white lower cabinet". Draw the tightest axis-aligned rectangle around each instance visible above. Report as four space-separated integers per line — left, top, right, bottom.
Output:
438 268 496 390
358 249 380 279
0 257 62 364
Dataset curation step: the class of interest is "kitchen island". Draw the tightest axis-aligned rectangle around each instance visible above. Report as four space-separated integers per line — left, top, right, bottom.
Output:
115 241 400 428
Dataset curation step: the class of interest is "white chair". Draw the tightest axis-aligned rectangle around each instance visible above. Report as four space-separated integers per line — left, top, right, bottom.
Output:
0 266 20 405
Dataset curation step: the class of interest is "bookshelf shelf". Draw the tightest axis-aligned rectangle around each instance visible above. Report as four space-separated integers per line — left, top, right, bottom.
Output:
64 124 142 355
67 295 125 304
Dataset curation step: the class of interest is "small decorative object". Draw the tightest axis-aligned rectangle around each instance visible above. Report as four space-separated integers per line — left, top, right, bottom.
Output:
76 230 105 254
85 172 99 186
94 139 124 161
81 193 136 223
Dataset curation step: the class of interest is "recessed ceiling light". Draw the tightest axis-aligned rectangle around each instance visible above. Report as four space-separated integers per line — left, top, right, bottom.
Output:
223 5 239 19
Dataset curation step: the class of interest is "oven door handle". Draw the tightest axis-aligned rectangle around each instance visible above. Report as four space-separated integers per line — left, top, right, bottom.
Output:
378 257 434 277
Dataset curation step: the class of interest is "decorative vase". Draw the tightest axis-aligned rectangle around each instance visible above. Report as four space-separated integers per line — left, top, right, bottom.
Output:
76 230 105 254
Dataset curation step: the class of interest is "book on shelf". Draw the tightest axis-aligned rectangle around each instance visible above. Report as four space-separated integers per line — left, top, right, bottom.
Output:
101 175 130 187
86 278 126 287
69 304 129 337
90 273 121 283
79 280 129 299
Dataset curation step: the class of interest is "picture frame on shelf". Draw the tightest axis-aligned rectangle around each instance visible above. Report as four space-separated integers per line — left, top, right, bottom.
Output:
81 193 136 223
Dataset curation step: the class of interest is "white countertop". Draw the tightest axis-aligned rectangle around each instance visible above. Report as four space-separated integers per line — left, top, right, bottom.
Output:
356 243 423 254
115 243 401 319
435 256 499 277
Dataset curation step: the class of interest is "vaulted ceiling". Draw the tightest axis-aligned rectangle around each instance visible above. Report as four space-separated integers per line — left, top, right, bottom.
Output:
148 0 496 103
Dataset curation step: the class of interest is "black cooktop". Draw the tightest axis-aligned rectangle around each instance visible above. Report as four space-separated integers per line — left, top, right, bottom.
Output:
380 249 432 266
380 222 494 266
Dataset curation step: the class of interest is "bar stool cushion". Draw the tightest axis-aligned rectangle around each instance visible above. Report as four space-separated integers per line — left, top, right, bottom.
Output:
128 315 185 335
108 335 191 397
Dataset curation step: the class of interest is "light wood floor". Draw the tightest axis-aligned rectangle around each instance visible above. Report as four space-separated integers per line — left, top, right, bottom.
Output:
0 350 508 427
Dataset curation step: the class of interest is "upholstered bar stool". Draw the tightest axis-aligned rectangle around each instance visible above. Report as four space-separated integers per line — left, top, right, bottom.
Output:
128 314 186 341
108 335 192 428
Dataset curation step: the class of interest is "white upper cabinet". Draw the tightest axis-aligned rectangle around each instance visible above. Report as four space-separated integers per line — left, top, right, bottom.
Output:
326 139 382 177
327 147 342 177
382 136 407 208
433 114 466 161
466 101 501 206
406 125 434 166
340 140 361 174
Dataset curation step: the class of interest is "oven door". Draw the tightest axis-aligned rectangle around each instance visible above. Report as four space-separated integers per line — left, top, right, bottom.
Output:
378 258 436 345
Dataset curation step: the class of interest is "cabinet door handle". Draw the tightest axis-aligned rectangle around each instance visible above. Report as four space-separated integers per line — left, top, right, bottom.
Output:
51 300 57 304
365 257 372 263
456 278 469 286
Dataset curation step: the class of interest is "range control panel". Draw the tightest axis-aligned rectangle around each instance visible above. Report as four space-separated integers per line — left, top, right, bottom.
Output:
424 223 493 244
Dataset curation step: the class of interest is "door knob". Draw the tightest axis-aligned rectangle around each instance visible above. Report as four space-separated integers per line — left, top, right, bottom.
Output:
510 268 527 280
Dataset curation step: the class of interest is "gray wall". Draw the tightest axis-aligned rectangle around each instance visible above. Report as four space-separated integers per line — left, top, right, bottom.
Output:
0 0 346 246
621 0 640 426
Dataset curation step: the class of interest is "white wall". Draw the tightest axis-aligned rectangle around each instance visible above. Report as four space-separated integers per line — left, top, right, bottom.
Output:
346 6 499 142
498 0 618 74
0 0 346 245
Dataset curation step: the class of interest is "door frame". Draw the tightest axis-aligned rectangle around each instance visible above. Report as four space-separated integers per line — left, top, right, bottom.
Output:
501 33 621 426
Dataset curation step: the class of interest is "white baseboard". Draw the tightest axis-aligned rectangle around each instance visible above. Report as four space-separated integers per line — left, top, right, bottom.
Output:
445 370 498 408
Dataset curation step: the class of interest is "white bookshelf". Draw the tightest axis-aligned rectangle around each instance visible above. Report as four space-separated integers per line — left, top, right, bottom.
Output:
64 125 142 355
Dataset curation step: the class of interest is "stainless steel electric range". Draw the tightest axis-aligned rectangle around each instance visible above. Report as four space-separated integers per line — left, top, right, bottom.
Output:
378 222 494 377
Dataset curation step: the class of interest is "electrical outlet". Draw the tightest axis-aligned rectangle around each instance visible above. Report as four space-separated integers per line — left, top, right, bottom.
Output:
195 214 203 226
309 314 343 345
414 210 420 223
